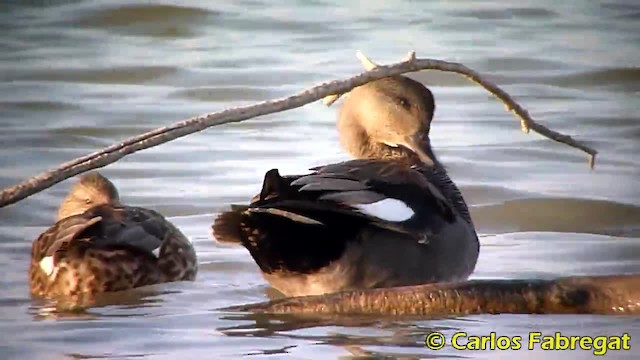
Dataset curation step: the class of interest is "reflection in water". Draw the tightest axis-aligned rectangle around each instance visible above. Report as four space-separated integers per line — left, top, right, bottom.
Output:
29 287 169 321
218 312 453 359
0 0 639 359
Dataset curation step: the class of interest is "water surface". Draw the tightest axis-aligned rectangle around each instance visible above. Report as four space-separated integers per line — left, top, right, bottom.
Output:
1 1 639 359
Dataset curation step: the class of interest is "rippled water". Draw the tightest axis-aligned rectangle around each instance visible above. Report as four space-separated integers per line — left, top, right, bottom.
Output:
1 1 639 359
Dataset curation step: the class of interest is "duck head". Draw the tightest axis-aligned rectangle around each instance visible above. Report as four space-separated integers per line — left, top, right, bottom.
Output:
56 171 120 221
337 75 437 166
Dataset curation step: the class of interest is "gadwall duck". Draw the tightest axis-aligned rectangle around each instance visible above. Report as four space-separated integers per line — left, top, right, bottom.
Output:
212 75 478 297
29 171 198 300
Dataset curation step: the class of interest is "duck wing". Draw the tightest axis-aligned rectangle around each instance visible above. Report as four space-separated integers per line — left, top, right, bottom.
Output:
35 204 168 267
212 159 467 275
254 159 457 237
214 159 459 248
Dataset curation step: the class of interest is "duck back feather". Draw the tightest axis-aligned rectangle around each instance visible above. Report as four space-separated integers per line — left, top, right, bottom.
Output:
213 159 477 293
30 173 198 300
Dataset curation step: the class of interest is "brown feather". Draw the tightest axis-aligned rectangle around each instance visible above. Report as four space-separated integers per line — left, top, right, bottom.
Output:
29 171 198 303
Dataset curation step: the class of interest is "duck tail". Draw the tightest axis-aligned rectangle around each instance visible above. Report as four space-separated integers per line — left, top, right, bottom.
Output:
212 168 292 245
212 207 246 244
212 169 361 274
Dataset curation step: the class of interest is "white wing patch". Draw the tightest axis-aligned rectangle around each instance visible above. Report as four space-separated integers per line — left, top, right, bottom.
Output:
39 256 55 276
353 198 414 222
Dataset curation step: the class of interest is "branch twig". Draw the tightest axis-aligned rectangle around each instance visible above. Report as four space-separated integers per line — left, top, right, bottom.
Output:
322 50 413 105
326 51 597 168
0 51 597 208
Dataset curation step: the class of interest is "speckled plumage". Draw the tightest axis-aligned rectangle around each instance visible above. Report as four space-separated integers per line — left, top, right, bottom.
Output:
29 172 197 300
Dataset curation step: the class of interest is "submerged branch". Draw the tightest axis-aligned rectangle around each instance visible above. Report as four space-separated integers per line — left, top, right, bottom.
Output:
222 274 640 316
0 51 597 208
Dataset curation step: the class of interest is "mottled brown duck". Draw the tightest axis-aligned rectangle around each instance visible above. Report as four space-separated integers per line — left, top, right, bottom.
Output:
212 75 479 297
29 172 198 300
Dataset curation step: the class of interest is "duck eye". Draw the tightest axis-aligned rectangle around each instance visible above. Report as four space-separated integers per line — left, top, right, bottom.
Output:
396 97 411 109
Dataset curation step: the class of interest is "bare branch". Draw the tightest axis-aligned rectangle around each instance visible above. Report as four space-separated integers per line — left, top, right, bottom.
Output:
324 51 597 167
322 49 381 106
0 51 597 208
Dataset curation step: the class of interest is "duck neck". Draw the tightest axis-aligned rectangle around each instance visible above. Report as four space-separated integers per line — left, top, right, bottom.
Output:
339 124 439 167
57 202 88 221
338 121 397 160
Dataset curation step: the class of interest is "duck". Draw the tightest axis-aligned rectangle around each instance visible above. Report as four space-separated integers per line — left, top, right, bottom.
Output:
29 171 198 300
212 75 479 297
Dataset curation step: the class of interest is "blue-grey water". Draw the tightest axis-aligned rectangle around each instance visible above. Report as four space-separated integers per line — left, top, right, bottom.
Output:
1 1 639 359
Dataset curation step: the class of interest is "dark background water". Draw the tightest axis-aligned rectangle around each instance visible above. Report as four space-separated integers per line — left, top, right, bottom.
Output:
0 1 639 359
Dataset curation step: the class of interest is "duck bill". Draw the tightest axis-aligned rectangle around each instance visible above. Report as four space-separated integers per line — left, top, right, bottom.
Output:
400 134 435 167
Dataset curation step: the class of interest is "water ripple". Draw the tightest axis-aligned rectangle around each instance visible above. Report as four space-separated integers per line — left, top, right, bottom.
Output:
71 4 221 38
0 0 639 359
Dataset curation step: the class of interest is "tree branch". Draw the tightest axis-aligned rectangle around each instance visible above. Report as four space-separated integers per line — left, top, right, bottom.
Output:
326 51 597 167
0 51 597 208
